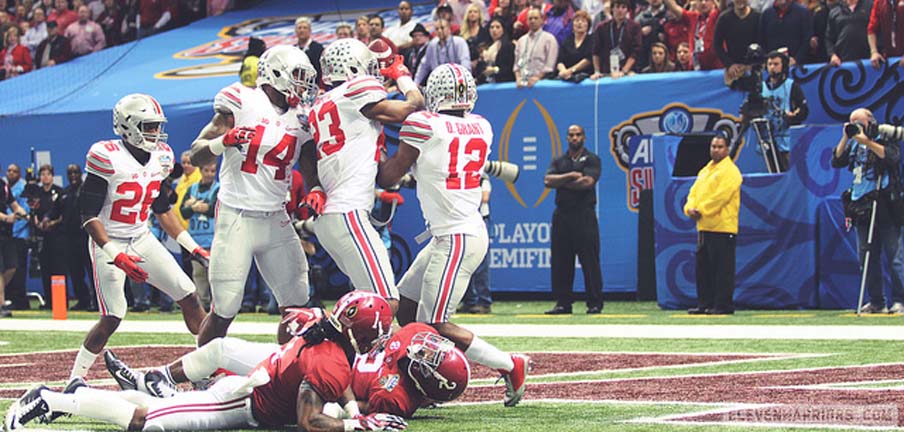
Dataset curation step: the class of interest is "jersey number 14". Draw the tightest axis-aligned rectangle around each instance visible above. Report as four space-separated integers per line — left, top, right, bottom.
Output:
239 125 297 180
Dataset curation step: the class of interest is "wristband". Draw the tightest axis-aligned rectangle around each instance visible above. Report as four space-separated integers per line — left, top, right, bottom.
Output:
176 231 201 252
342 400 361 419
102 242 123 261
209 137 226 156
342 419 360 432
81 216 100 229
396 75 417 95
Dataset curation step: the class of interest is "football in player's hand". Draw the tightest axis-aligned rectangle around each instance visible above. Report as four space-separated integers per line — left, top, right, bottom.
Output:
368 39 398 69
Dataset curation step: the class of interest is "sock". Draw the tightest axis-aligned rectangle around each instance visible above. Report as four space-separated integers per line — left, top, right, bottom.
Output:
70 346 99 380
181 337 222 382
53 387 136 429
40 389 77 414
464 336 515 372
118 389 154 406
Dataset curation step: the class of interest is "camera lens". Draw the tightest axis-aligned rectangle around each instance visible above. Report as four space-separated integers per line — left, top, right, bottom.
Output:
845 123 861 137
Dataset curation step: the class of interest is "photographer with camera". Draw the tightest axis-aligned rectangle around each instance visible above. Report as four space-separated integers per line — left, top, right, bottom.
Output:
755 50 808 171
832 108 904 314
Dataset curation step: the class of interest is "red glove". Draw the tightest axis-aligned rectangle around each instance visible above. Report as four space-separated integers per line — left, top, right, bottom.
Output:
379 55 411 82
351 413 408 431
223 127 256 146
303 186 326 215
113 253 148 283
378 191 404 206
191 247 210 268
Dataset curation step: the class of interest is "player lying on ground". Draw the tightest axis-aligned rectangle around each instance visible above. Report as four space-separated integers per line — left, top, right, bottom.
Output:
377 64 530 407
104 318 470 419
72 93 207 381
5 292 407 432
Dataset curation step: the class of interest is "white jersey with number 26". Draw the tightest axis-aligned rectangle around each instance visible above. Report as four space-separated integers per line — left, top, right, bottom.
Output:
85 139 174 239
399 111 492 237
213 83 309 212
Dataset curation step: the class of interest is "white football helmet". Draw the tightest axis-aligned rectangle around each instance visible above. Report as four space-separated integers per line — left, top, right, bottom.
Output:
113 93 167 152
425 63 478 114
320 38 380 87
257 45 318 107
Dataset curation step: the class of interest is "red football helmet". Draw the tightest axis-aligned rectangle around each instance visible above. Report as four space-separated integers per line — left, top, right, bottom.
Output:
405 332 470 402
329 291 393 354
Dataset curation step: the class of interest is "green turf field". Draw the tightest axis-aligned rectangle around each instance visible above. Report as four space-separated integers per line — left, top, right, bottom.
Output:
1 301 902 431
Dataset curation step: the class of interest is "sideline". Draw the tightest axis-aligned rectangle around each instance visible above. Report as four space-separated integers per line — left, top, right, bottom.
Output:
1 320 904 340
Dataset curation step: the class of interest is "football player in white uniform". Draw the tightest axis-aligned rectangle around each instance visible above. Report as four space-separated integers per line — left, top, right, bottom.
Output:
304 38 424 312
72 93 208 380
190 45 319 345
377 64 530 407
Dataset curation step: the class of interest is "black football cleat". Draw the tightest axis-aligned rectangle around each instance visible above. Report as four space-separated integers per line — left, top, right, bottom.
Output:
105 350 140 391
5 385 50 430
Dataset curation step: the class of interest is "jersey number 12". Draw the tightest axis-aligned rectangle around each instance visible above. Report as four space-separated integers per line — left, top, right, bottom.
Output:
446 137 487 190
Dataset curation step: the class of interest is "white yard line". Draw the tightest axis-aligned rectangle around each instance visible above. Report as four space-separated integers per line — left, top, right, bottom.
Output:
2 320 904 340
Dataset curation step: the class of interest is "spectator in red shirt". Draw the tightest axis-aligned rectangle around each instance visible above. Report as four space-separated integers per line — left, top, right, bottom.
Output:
96 0 122 45
663 0 721 70
65 5 105 56
48 0 77 31
867 0 904 69
1 27 33 79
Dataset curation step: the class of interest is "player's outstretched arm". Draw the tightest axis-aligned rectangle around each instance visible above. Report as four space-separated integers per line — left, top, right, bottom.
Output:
362 56 425 124
299 139 320 190
297 382 346 432
377 142 420 190
190 111 235 167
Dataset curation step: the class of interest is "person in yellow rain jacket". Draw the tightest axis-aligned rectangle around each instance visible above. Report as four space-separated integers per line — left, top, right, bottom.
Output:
683 134 742 316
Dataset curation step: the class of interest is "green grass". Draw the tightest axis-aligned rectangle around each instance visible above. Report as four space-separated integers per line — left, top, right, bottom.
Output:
7 300 903 325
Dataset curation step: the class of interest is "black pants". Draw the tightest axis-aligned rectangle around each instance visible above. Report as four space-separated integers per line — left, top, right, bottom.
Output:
65 232 94 307
695 231 737 311
7 238 29 309
550 207 603 309
39 235 67 308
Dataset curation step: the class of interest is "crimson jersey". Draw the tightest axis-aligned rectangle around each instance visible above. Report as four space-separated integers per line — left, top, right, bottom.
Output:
351 323 435 417
251 338 351 427
84 139 175 238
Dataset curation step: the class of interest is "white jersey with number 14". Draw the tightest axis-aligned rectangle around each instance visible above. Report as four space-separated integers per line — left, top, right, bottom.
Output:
400 111 492 237
213 83 308 212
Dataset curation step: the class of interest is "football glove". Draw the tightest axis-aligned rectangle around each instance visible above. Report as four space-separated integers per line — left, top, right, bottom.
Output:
223 126 256 146
378 191 404 206
113 253 148 283
379 55 411 82
191 247 210 268
303 186 326 216
350 413 408 431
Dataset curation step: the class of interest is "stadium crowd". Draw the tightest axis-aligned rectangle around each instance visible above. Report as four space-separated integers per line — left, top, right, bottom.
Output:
0 0 245 79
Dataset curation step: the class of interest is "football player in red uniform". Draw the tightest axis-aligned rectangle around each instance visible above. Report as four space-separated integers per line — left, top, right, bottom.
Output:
6 292 406 432
70 93 207 382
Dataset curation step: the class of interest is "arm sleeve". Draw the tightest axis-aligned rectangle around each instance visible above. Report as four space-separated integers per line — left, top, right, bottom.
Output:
684 180 699 216
399 113 433 151
867 0 880 36
85 145 115 180
79 173 108 219
457 38 472 72
831 141 852 168
583 154 602 181
206 185 218 217
304 347 351 403
713 13 731 66
151 185 172 214
213 83 243 115
344 76 388 108
628 23 643 63
788 82 809 125
825 10 837 58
